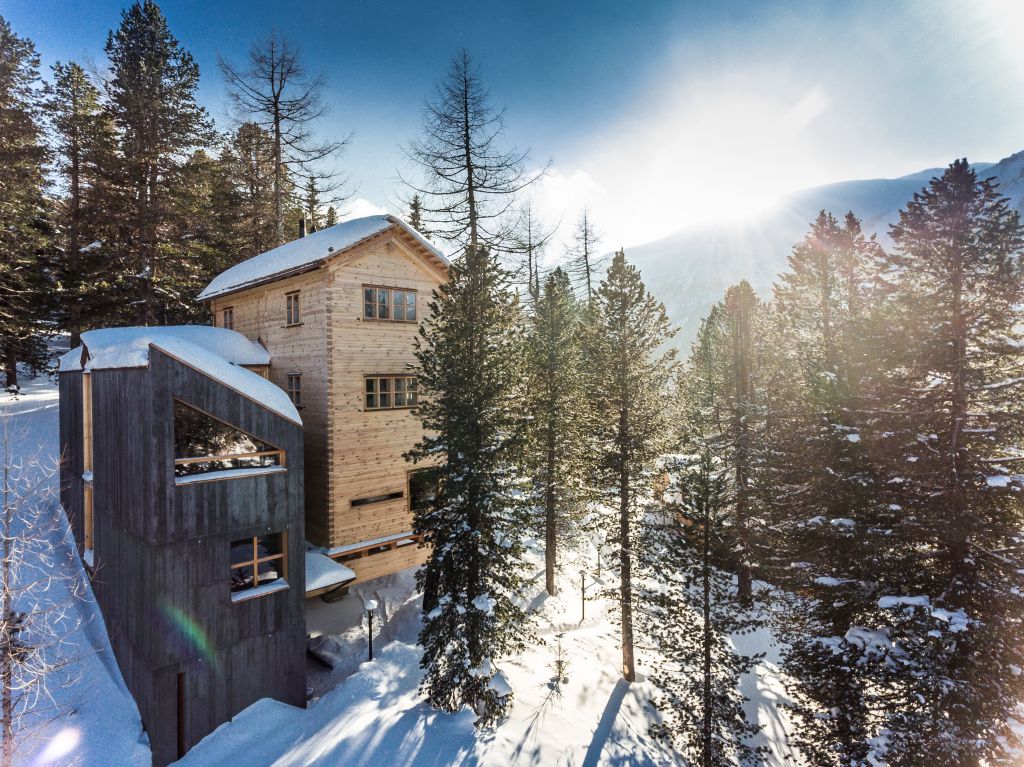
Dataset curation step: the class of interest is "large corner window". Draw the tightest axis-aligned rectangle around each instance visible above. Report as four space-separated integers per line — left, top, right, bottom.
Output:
408 469 439 513
286 291 301 326
363 286 416 322
230 533 288 601
173 400 285 482
365 375 417 410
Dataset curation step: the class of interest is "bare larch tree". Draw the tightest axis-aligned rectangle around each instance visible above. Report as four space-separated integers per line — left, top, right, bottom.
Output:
403 49 545 255
219 33 350 244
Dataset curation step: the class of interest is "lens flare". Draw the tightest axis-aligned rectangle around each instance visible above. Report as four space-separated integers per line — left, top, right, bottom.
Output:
31 727 80 766
159 601 220 673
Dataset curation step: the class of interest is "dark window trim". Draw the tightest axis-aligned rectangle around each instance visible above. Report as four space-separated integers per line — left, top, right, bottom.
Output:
351 490 405 507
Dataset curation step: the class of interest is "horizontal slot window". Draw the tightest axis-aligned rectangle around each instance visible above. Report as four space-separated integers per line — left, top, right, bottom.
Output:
351 491 405 507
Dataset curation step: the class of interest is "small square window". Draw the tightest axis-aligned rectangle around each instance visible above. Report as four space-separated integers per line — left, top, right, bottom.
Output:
230 533 286 597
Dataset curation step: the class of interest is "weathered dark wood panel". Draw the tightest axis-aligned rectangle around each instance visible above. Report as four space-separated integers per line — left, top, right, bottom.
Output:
61 350 306 767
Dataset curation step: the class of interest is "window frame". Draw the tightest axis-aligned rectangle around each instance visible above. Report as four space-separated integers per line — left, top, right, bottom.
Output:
172 399 286 483
230 532 289 602
364 375 418 411
362 285 418 323
285 291 301 327
221 306 234 330
286 373 302 407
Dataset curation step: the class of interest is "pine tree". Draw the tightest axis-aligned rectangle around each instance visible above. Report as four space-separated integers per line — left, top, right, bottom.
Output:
642 312 766 765
223 121 294 257
407 243 530 724
103 0 213 324
525 267 588 596
44 61 117 346
589 249 676 682
404 50 543 253
324 206 337 228
715 280 766 601
866 159 1024 763
507 200 555 302
0 16 50 388
407 193 427 235
769 211 888 764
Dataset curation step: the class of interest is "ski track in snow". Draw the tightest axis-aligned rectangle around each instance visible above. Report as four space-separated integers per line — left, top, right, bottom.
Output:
8 375 795 766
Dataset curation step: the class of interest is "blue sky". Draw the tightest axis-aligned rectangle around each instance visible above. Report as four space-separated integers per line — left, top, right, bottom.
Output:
5 0 1024 248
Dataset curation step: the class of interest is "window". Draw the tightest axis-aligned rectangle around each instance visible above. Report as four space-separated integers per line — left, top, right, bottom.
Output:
173 400 284 480
221 307 234 330
365 376 417 410
363 286 417 322
351 491 404 507
408 469 439 513
286 291 301 326
230 533 287 599
287 373 302 407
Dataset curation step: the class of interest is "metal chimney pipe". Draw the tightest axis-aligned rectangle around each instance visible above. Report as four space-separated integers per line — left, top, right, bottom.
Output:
299 218 306 238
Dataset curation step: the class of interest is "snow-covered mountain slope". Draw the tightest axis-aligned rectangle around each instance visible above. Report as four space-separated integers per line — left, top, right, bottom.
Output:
628 150 1024 350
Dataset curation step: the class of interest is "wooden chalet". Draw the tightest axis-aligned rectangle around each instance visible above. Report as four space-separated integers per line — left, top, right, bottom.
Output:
198 214 449 584
58 326 314 765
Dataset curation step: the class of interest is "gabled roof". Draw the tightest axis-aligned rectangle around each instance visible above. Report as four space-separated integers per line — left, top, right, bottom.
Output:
58 326 299 425
197 214 449 301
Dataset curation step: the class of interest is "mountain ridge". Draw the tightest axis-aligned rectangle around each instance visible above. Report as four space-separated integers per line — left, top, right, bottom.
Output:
628 149 1024 349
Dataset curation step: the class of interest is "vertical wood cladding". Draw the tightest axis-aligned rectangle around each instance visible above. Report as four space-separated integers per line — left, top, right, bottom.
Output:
59 350 305 767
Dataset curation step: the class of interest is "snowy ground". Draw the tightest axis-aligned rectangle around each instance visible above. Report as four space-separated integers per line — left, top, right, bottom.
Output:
6 373 795 766
3 374 150 767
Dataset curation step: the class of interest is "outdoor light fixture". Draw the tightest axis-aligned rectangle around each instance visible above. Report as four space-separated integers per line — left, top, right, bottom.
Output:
364 598 378 661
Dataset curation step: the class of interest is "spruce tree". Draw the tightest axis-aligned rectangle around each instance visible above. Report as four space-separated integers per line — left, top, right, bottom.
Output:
642 314 765 766
408 243 530 723
0 16 50 388
103 0 213 324
715 280 766 601
44 61 117 345
589 249 676 682
769 211 887 764
867 159 1024 764
526 267 588 596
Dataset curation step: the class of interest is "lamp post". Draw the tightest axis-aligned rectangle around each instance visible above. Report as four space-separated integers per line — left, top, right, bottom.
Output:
580 569 586 622
364 598 378 662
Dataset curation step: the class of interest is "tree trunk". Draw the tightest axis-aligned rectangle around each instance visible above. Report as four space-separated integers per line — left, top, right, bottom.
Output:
3 348 16 390
619 406 635 683
702 482 712 767
545 420 557 596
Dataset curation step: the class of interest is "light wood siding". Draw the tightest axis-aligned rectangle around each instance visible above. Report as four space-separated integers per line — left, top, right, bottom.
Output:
209 270 332 545
326 236 445 551
207 228 446 580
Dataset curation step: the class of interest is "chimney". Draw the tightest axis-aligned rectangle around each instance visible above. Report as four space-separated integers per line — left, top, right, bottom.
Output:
298 218 306 238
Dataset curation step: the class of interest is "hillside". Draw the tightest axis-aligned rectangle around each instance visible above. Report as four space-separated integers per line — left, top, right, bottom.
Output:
630 150 1024 349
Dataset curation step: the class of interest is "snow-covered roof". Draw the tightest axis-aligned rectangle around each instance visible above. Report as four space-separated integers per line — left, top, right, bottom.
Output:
198 215 448 301
58 326 299 425
305 552 357 594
